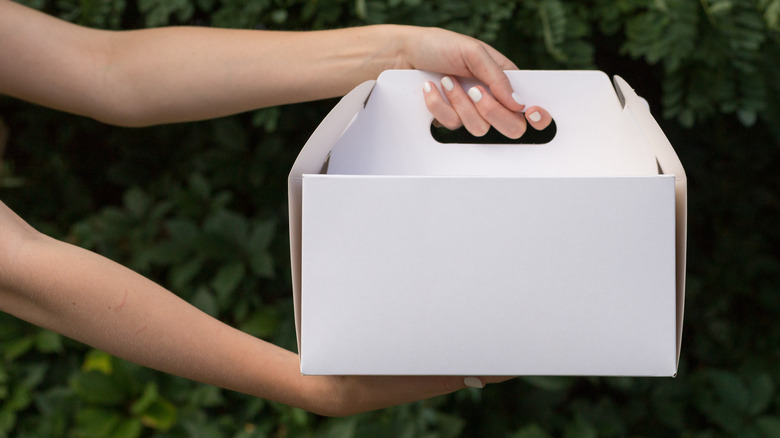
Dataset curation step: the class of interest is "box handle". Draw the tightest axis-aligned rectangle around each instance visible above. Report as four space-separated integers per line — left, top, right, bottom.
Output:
327 70 661 177
429 118 557 145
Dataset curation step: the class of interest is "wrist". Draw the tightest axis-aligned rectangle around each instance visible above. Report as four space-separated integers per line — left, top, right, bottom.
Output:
296 375 350 417
349 24 413 77
377 24 416 71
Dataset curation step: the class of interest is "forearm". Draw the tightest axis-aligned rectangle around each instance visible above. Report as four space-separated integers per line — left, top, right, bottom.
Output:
99 25 412 126
0 203 314 410
0 1 412 126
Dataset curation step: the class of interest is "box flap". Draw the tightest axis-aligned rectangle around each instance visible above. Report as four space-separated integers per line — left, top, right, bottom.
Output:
614 76 688 367
288 79 376 352
327 70 659 177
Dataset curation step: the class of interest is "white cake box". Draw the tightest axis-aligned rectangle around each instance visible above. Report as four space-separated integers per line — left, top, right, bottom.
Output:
288 70 687 376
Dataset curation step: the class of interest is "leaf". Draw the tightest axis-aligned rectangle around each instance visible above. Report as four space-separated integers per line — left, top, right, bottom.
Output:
123 188 149 219
4 385 32 412
211 262 246 298
70 371 127 406
191 287 219 317
652 380 687 430
35 329 63 353
33 386 74 416
538 0 568 61
82 350 114 375
166 218 199 244
0 408 15 434
711 371 751 412
522 376 575 392
513 424 554 438
73 407 123 438
564 418 597 438
247 220 276 277
211 118 249 151
240 307 280 339
737 109 758 126
756 416 780 438
179 411 224 438
203 210 249 246
321 416 357 438
110 419 143 438
169 257 205 291
188 173 211 200
693 370 750 432
2 336 34 361
249 252 274 278
20 363 47 388
746 372 774 415
252 107 280 132
248 219 276 251
138 397 177 431
146 240 187 265
130 382 159 416
138 0 194 26
186 384 224 408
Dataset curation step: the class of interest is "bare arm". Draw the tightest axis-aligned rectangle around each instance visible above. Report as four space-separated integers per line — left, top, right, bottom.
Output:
0 0 549 131
0 0 399 124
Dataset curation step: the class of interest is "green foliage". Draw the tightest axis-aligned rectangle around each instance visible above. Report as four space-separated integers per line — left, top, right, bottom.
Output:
2 0 780 436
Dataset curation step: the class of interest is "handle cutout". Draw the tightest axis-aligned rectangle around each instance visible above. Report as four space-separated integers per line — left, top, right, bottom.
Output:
430 118 557 145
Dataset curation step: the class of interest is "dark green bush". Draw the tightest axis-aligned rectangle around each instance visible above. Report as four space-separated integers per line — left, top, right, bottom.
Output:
1 0 779 436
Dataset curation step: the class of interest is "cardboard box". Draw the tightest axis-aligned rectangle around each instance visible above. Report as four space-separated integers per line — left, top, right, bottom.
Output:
288 70 687 376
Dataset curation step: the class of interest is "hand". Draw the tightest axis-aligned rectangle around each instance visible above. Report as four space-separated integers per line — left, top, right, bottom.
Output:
303 374 515 417
398 27 552 138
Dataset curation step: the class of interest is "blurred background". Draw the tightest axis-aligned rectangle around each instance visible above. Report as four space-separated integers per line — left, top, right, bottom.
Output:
1 0 779 436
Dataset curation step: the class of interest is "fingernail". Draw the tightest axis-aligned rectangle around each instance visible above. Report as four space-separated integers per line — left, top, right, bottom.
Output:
468 87 482 103
441 76 454 91
464 377 484 388
423 82 432 94
527 111 542 122
512 92 523 105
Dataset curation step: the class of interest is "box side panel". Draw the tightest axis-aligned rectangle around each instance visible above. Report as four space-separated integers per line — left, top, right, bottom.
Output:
288 80 375 354
614 75 687 367
301 176 677 376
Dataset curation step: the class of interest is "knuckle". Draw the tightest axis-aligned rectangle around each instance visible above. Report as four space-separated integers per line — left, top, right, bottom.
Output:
437 114 462 131
505 123 527 139
469 123 490 137
480 102 503 121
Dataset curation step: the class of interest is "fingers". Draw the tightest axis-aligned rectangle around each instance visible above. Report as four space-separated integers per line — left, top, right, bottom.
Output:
466 85 527 139
438 76 490 136
523 105 553 131
322 376 513 416
423 80 462 130
315 374 516 416
424 77 552 139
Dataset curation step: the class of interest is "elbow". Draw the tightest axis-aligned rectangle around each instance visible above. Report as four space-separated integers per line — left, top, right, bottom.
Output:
86 82 161 127
86 39 163 128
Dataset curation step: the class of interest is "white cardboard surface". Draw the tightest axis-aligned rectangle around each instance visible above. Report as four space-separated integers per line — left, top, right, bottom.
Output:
301 175 677 375
288 70 687 376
